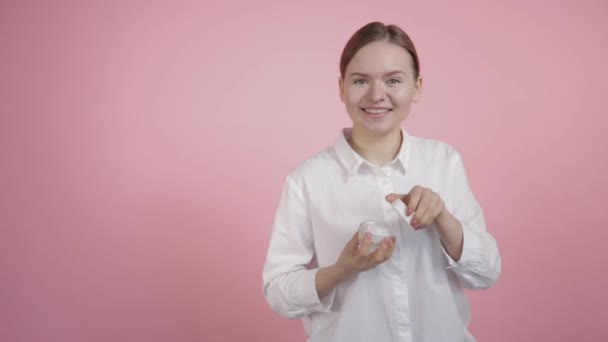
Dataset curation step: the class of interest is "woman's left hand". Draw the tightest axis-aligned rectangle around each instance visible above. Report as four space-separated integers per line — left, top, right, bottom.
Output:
386 186 446 230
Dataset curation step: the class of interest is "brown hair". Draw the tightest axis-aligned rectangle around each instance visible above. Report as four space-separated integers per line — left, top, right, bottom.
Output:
339 22 420 80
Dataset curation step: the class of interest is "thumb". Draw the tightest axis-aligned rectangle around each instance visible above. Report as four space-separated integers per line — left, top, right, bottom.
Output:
385 193 410 204
347 230 360 248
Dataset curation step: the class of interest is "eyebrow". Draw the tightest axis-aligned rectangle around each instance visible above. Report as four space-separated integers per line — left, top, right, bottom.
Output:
349 71 407 78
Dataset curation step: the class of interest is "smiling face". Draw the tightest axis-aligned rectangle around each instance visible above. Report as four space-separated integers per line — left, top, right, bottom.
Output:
339 40 422 137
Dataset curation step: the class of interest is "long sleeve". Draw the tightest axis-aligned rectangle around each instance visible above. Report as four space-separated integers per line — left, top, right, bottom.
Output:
442 150 502 290
262 176 336 318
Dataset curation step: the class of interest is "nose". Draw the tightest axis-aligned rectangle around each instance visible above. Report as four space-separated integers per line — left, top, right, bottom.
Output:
367 80 386 102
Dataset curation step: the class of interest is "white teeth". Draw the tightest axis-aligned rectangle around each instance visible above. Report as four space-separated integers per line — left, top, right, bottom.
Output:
364 108 390 114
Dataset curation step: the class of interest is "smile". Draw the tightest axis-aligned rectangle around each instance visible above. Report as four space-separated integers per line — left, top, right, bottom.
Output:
362 108 392 114
362 108 392 113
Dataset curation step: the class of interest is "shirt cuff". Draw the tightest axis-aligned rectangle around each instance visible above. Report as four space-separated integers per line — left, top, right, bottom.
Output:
300 268 335 312
442 224 483 269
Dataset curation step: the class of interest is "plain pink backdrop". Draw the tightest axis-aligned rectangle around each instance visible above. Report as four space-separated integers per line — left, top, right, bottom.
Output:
2 0 607 341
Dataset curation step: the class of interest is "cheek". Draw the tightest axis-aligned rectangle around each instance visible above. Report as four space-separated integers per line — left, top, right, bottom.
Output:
390 88 414 105
345 87 366 106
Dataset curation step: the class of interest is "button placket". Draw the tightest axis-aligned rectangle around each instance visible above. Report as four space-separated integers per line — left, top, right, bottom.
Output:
379 178 391 189
378 176 394 220
376 166 392 189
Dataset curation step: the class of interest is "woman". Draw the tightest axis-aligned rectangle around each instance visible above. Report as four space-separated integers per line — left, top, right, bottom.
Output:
262 22 501 342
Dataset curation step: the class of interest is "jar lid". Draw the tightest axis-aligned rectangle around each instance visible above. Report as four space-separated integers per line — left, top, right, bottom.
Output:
358 220 392 237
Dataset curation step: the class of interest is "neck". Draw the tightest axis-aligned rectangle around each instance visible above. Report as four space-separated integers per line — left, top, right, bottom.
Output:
348 127 402 166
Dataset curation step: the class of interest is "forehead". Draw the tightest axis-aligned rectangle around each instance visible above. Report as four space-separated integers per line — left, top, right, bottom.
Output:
346 41 414 77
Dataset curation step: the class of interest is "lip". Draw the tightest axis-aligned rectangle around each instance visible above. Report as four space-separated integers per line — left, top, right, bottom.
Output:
362 107 392 118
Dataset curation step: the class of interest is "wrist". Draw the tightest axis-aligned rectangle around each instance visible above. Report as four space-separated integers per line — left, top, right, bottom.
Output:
332 262 356 280
436 207 453 230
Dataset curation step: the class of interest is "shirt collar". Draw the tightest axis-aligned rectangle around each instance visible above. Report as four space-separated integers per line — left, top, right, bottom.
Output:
334 127 410 176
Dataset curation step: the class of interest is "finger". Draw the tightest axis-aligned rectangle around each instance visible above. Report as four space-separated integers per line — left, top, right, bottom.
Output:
422 197 443 226
371 237 397 264
385 193 410 204
359 232 373 256
413 191 432 228
347 230 360 252
386 238 397 260
407 186 423 216
419 209 434 228
371 239 392 263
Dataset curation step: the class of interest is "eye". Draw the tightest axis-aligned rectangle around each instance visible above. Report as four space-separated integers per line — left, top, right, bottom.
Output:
387 78 402 84
353 78 367 85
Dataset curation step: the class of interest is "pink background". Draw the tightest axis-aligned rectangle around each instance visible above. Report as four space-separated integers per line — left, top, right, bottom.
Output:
2 0 607 341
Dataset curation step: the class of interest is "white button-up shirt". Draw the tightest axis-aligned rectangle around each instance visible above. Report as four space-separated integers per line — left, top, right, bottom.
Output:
262 128 501 342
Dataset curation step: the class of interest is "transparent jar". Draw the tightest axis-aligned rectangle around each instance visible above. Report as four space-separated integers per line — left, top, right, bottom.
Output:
358 220 393 252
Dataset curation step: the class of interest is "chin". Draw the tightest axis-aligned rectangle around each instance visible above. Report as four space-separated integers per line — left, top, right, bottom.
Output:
360 123 400 136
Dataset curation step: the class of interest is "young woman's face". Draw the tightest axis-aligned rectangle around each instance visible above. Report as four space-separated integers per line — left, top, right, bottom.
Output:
340 41 422 137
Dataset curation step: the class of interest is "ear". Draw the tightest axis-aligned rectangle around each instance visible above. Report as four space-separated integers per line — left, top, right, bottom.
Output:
338 77 345 103
412 76 423 102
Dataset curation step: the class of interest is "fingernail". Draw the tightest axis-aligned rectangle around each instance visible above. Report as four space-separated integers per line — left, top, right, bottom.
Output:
411 219 418 226
365 232 371 239
391 236 396 243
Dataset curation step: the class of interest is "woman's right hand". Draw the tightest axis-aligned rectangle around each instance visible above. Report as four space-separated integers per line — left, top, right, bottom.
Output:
335 231 396 276
315 231 397 299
